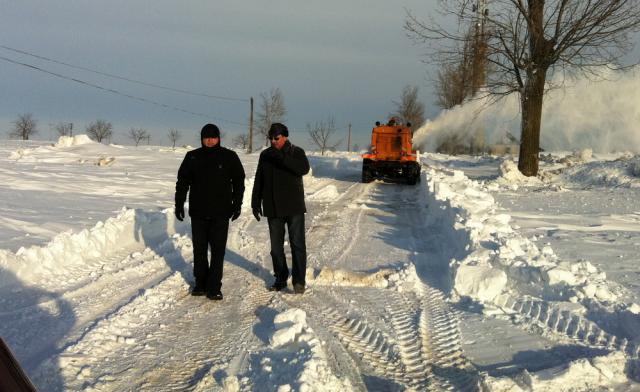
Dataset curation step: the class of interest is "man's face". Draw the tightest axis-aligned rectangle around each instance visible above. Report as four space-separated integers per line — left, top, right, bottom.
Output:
203 136 219 147
270 134 287 150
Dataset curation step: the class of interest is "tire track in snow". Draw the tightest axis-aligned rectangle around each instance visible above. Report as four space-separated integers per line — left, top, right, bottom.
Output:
285 287 406 388
6 240 187 376
287 285 480 391
295 178 480 390
418 286 480 391
493 293 640 358
24 220 271 391
38 258 274 391
305 181 372 268
134 263 275 391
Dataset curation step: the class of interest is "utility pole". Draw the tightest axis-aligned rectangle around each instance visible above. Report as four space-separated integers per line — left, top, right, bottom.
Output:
248 97 254 153
347 123 352 152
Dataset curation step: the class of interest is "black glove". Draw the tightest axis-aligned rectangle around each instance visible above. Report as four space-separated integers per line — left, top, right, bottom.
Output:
230 209 241 221
266 148 284 163
252 206 262 221
175 205 185 221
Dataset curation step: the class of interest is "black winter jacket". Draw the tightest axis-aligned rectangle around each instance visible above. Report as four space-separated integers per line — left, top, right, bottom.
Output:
175 145 245 219
251 141 310 217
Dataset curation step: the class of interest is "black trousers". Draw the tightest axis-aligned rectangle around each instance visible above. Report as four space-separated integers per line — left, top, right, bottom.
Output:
267 214 307 286
191 216 229 294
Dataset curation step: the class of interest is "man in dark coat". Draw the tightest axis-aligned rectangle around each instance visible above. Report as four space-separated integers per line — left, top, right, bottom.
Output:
251 123 310 294
175 124 245 300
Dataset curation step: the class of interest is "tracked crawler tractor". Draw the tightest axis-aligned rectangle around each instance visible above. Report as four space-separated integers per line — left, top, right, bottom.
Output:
362 118 421 185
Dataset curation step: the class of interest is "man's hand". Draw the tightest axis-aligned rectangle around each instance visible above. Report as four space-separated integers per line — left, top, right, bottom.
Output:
266 148 284 163
175 205 185 221
230 209 241 221
252 207 262 221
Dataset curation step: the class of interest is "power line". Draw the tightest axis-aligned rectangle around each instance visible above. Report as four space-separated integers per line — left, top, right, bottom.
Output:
0 54 249 127
0 44 249 103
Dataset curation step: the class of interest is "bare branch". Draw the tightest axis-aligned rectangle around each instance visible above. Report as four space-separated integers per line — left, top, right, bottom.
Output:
128 128 149 147
256 88 287 146
86 120 113 143
232 133 250 150
9 113 38 140
390 85 426 129
307 117 343 155
167 128 181 149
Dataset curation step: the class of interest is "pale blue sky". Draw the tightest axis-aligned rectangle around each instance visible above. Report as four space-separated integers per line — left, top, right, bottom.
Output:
0 1 438 149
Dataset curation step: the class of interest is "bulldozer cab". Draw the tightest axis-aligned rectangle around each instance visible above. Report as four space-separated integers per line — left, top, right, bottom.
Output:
361 118 421 184
370 126 413 160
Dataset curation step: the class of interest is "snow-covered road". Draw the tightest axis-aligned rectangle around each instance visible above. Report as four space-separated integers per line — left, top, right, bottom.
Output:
1 138 639 391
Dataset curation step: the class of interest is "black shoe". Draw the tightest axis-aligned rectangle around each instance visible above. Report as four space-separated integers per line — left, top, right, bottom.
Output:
293 284 305 294
207 291 223 301
268 282 287 292
191 286 206 296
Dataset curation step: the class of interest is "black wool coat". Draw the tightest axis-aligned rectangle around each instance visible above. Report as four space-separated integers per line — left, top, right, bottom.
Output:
251 141 310 218
175 144 245 219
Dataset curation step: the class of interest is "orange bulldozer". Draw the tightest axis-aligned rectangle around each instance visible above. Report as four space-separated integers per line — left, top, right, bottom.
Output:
361 117 421 185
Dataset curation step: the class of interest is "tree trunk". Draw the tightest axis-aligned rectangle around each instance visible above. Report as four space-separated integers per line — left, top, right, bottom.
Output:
518 0 549 177
518 69 545 176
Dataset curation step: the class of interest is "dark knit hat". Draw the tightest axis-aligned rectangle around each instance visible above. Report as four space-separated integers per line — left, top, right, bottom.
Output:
268 123 289 138
201 123 220 139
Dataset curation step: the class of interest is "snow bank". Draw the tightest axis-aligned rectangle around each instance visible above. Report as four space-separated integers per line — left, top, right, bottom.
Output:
0 207 190 285
228 307 353 391
423 165 620 305
560 153 640 188
54 134 95 147
8 146 49 160
421 162 640 364
485 352 632 391
307 155 361 178
495 159 543 188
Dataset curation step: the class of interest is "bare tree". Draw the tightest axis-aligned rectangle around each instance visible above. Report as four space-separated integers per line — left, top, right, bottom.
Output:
307 117 343 155
406 0 640 176
54 122 74 137
434 27 480 109
232 133 250 150
128 128 149 147
86 119 113 143
10 113 38 140
435 63 468 110
167 128 181 149
257 88 287 146
390 85 426 131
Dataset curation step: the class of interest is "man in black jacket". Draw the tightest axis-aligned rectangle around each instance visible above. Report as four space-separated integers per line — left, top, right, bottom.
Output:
251 123 310 294
175 124 245 300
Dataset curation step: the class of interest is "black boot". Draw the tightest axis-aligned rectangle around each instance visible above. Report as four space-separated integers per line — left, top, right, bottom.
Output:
268 282 287 292
207 291 223 301
191 285 207 296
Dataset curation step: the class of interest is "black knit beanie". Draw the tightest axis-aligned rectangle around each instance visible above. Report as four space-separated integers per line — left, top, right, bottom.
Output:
268 123 289 138
201 123 220 139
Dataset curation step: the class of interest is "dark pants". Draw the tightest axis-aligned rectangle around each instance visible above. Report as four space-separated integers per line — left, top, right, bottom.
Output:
267 214 307 286
191 216 229 294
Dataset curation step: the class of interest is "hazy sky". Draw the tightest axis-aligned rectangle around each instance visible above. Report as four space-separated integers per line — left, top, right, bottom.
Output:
1 1 438 149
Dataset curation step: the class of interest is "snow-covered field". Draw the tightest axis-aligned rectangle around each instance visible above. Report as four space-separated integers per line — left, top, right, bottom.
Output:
1 136 640 391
